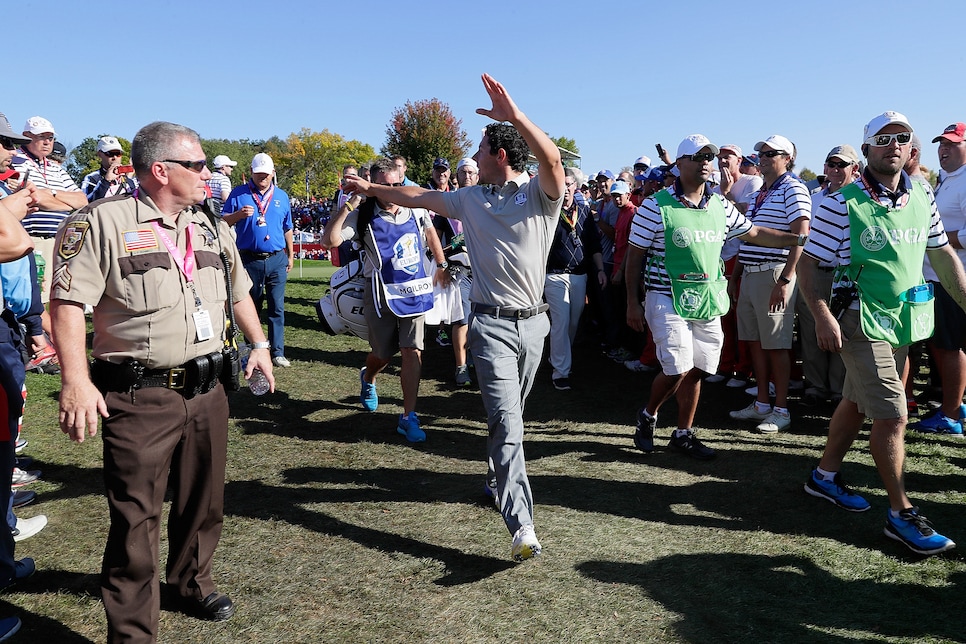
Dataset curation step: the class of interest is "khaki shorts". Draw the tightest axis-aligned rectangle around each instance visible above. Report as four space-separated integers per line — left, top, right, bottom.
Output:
364 286 425 360
644 291 723 376
736 265 797 350
30 235 55 304
839 309 907 419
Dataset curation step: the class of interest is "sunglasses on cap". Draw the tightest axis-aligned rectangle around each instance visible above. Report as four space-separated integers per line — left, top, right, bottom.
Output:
164 159 207 172
826 160 852 169
759 150 787 158
865 132 912 147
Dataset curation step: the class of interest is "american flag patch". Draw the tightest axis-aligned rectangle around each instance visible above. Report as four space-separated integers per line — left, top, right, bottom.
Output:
123 229 158 253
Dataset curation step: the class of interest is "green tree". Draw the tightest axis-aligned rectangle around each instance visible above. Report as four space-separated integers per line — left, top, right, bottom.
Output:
381 99 470 185
271 129 375 201
550 135 580 167
200 138 269 185
798 167 817 183
65 136 133 185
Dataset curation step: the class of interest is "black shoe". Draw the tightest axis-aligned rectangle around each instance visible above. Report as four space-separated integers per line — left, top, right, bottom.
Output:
634 408 655 453
552 377 572 391
668 431 716 460
189 592 235 621
12 490 35 509
0 558 35 592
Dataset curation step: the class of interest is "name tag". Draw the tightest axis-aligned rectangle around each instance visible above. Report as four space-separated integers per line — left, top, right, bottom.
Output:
193 309 215 341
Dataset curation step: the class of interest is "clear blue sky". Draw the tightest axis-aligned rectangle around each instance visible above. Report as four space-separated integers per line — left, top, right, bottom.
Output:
10 0 965 180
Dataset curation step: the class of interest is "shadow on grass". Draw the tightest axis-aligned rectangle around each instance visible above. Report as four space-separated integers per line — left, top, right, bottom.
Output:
8 570 100 642
577 554 966 642
226 479 514 587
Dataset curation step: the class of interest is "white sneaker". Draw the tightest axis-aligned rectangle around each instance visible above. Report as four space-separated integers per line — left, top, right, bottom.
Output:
757 410 791 434
704 373 727 384
511 525 542 561
725 377 747 388
272 356 291 368
730 402 772 421
12 515 47 542
624 359 656 373
11 468 41 488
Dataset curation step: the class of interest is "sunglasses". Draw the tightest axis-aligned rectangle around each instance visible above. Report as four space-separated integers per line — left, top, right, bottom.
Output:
104 150 123 157
0 137 17 151
375 182 404 187
687 152 715 163
865 132 912 147
164 159 207 172
826 160 852 169
759 150 787 158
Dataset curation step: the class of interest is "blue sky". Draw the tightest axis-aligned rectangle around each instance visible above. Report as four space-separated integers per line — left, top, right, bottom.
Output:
10 1 965 179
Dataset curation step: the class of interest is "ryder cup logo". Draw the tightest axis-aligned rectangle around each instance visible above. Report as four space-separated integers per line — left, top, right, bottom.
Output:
679 287 701 313
514 193 528 206
860 226 889 252
392 233 421 275
872 311 895 332
672 227 693 248
914 311 933 338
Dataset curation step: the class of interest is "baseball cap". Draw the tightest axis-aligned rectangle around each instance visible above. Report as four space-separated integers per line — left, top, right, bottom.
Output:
51 142 67 158
97 136 123 153
753 135 795 156
0 113 29 143
610 180 631 195
633 155 651 168
456 157 478 171
826 144 859 164
863 111 913 141
596 169 615 180
741 154 759 166
433 157 450 169
250 153 275 174
719 144 743 158
932 123 966 144
23 116 55 136
676 134 719 159
645 167 666 182
212 154 238 169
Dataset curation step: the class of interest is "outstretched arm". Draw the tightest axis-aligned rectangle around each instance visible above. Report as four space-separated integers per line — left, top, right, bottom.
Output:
477 73 565 201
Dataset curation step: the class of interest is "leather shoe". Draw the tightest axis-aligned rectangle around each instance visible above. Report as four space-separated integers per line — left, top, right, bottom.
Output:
193 592 235 621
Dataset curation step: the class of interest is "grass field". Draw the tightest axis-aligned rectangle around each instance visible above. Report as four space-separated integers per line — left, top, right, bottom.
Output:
5 260 966 643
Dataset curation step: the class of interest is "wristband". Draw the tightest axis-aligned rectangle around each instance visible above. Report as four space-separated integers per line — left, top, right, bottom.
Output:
251 341 270 350
437 260 449 270
797 233 807 246
778 276 791 285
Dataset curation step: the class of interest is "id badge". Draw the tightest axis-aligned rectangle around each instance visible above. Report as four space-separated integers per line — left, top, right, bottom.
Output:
193 309 215 341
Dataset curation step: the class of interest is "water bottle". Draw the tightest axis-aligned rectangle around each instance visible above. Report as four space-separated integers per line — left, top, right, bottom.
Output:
34 252 45 287
237 343 270 396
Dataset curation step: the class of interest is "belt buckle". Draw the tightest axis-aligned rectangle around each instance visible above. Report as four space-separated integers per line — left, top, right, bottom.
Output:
518 308 532 319
167 368 186 390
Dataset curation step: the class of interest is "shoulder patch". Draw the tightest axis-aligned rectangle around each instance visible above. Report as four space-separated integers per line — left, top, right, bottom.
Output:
58 221 91 260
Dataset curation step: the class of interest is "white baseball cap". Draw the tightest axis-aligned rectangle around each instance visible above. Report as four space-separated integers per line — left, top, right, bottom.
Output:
250 153 275 174
456 157 478 171
23 116 55 136
633 155 651 168
213 154 238 169
97 136 123 153
676 134 719 159
864 111 913 141
754 135 795 156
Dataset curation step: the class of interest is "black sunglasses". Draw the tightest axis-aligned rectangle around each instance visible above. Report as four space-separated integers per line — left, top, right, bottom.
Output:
0 137 17 151
760 150 788 158
164 159 207 172
687 152 715 163
826 160 852 169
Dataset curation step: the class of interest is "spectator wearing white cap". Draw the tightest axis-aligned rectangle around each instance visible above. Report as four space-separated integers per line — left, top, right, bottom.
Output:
729 134 811 434
206 154 238 214
80 136 138 202
799 110 966 556
626 134 803 459
222 153 295 367
11 117 87 304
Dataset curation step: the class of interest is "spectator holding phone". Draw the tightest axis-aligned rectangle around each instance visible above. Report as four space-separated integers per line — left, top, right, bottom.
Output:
80 136 138 202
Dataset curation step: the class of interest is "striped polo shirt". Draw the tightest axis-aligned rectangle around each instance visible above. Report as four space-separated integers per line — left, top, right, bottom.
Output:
737 172 810 266
629 183 752 296
11 150 83 237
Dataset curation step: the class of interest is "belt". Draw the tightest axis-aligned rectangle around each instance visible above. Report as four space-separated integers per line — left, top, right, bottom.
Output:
742 261 785 274
241 249 282 260
471 303 549 319
91 351 227 399
549 268 586 275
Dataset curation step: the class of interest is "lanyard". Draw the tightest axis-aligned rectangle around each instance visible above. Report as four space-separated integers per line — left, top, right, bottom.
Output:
20 148 48 185
151 221 202 308
752 172 790 212
250 182 275 216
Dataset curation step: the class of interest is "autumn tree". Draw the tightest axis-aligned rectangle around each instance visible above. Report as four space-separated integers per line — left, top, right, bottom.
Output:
382 99 470 185
270 129 375 201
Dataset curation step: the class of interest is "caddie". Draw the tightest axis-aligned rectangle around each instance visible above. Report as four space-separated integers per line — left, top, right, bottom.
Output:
625 134 804 459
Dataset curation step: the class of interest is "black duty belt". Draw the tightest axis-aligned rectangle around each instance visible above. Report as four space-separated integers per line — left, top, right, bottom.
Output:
241 249 282 260
91 351 228 400
471 303 549 320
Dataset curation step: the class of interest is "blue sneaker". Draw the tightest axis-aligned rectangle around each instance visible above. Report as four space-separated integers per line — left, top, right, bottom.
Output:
910 410 963 436
884 507 956 555
634 408 655 453
397 412 426 443
359 367 378 412
804 470 871 512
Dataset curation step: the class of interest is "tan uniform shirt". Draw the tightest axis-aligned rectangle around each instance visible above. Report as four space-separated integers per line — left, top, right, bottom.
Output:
50 193 253 369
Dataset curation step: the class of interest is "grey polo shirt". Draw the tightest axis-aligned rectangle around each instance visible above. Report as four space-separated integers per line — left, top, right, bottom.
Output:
441 172 563 310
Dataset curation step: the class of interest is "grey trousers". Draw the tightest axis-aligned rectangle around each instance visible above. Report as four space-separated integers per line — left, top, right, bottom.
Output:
470 311 549 535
